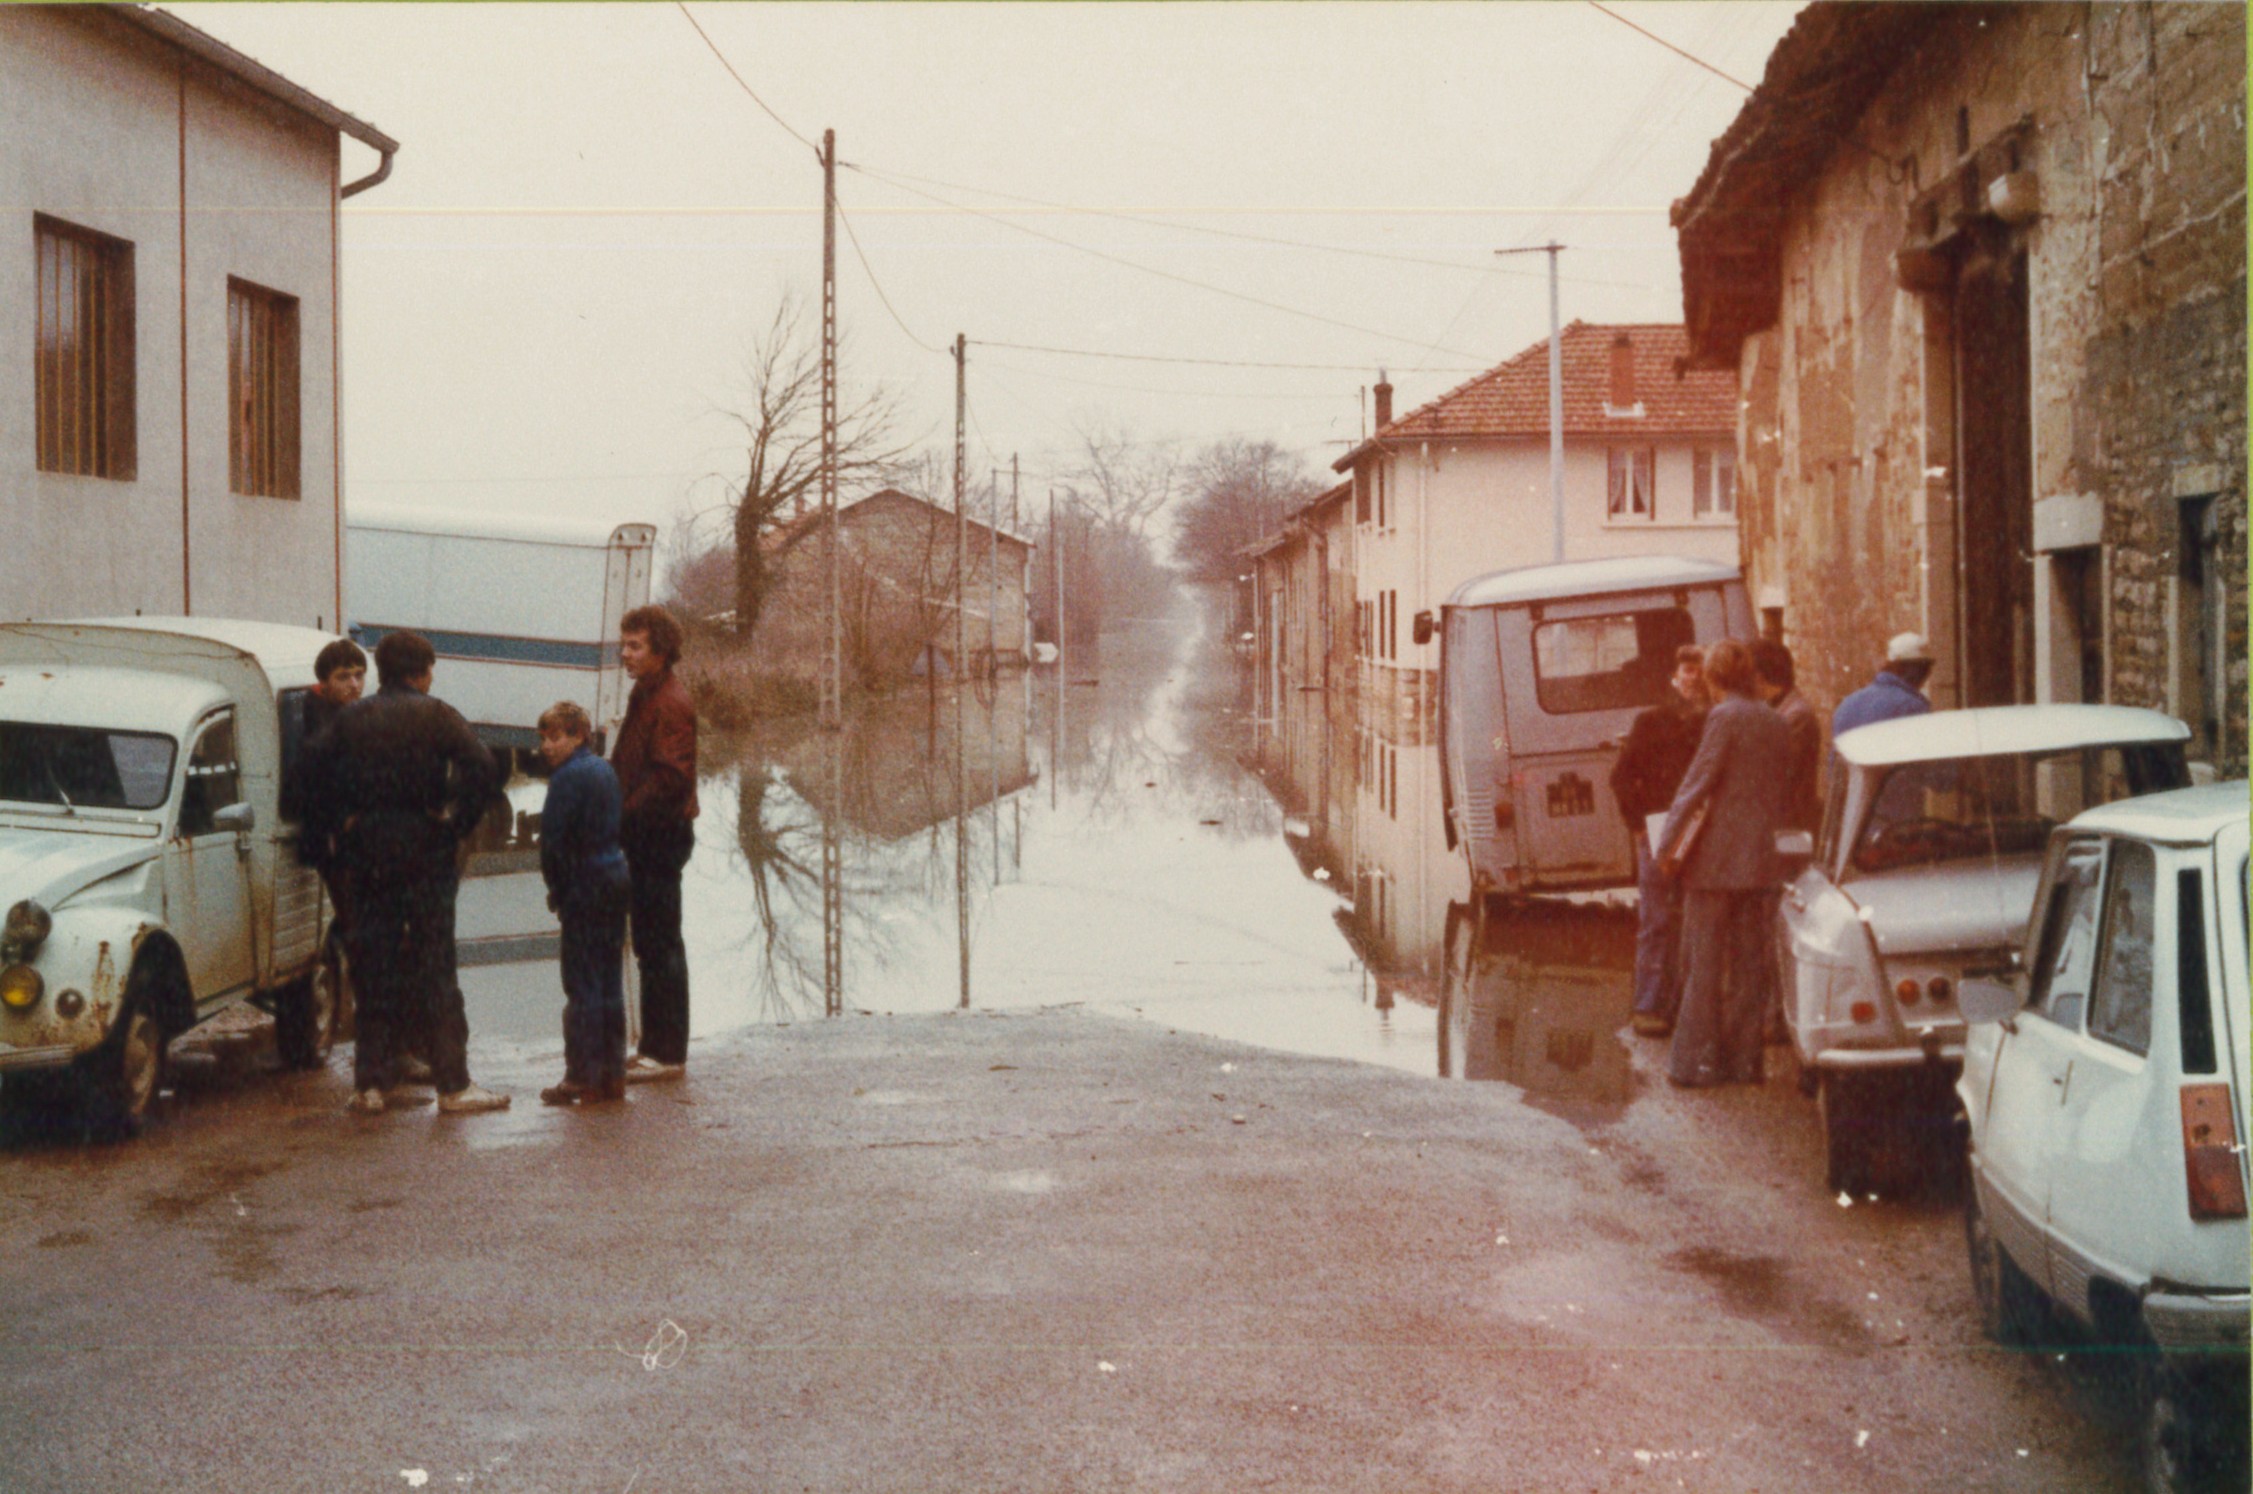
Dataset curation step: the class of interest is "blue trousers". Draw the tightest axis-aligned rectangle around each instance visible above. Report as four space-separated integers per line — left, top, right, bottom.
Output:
1632 834 1684 1020
559 873 629 1089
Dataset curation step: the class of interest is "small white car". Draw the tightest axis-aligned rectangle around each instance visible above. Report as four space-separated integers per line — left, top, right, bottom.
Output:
1779 705 2190 1192
0 619 343 1134
1958 782 2249 1492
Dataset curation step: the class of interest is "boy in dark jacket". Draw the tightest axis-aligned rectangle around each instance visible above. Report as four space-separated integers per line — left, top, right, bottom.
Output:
536 701 632 1106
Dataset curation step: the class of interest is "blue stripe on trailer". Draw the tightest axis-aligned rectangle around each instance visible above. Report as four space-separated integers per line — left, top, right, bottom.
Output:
349 623 605 670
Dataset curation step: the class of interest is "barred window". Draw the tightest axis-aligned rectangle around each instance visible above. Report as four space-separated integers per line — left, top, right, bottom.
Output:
228 278 300 499
34 216 136 479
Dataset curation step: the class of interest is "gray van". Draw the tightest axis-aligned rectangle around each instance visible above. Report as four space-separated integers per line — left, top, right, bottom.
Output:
1431 555 1751 896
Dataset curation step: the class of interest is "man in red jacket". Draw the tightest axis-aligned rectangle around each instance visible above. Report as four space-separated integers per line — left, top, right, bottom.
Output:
614 605 700 1082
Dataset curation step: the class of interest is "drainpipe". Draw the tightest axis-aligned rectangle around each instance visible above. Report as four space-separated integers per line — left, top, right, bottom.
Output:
341 141 396 200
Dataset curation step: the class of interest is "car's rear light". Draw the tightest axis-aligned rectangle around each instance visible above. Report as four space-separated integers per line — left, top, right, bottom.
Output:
1896 978 1921 1006
1926 976 1951 1004
1850 1000 1877 1024
2180 1084 2247 1221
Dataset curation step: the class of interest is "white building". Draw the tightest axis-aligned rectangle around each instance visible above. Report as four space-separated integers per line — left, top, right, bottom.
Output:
0 4 395 628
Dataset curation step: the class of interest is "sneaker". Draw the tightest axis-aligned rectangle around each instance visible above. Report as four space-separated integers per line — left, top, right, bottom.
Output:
539 1080 589 1107
437 1083 511 1115
346 1087 385 1115
625 1055 684 1084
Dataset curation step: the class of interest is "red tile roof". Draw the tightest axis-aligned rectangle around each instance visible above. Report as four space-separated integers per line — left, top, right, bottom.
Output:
1333 322 1735 471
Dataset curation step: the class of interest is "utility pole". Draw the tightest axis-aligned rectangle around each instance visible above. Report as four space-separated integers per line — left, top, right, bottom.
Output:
1497 242 1566 563
818 127 843 1018
953 333 970 1010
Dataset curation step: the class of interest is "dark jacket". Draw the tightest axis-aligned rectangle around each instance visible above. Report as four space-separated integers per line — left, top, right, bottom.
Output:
320 682 499 874
1774 688 1824 834
1658 693 1794 891
283 689 349 867
613 668 699 841
1610 696 1705 829
1832 667 1930 741
540 745 629 911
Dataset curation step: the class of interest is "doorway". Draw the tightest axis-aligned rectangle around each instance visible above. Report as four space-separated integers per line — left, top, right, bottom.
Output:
1952 231 2035 708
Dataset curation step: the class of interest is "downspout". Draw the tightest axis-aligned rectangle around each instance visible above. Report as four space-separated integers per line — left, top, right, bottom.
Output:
340 141 395 200
330 140 344 631
177 59 191 615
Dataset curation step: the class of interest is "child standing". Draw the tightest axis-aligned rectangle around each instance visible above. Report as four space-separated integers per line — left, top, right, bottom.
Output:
535 702 632 1105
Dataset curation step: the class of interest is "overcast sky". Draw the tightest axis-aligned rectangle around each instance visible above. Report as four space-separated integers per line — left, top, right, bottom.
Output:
170 1 1804 551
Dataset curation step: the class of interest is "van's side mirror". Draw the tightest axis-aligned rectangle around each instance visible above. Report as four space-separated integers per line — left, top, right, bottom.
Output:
1773 828 1813 876
1958 978 2023 1025
213 802 256 835
1412 611 1435 646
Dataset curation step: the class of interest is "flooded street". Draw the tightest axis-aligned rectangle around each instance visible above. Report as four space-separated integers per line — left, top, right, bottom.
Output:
462 589 1467 1079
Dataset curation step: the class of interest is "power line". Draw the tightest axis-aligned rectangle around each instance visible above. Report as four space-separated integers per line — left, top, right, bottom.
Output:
674 2 820 157
845 160 1611 283
981 360 1363 402
1583 1 1754 93
834 196 945 356
969 339 1478 374
849 169 1492 360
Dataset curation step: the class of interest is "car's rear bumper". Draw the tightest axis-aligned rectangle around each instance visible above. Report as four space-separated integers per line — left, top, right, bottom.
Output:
1814 1043 1964 1071
2146 1289 2253 1352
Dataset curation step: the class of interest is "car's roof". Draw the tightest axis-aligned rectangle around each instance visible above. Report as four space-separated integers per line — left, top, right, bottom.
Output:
0 666 227 735
29 617 334 678
1443 554 1740 609
2065 781 2251 843
1835 704 2190 767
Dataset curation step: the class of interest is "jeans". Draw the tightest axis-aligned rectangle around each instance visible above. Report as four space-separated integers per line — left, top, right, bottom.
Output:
1670 887 1770 1086
1632 833 1684 1020
559 865 629 1089
625 820 694 1066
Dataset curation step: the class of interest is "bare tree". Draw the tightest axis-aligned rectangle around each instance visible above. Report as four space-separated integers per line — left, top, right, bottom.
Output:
1071 425 1179 543
1171 437 1323 583
711 296 917 644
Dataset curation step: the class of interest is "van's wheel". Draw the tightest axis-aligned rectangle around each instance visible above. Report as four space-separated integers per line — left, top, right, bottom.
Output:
1819 1071 1873 1195
274 962 339 1070
83 1006 166 1139
1963 1165 2039 1345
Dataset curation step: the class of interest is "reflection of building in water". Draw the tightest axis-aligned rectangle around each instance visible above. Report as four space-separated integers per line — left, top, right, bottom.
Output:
1439 901 1637 1111
771 675 1034 844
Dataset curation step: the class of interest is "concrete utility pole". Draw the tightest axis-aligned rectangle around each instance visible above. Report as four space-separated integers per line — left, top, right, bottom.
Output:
818 127 844 1018
953 333 970 1010
1497 243 1567 563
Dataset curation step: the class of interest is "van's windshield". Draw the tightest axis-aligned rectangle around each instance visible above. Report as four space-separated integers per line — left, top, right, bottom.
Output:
0 723 177 811
1531 607 1695 715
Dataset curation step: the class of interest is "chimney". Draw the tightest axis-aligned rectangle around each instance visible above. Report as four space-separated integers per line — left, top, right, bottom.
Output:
1608 333 1636 410
1373 371 1393 430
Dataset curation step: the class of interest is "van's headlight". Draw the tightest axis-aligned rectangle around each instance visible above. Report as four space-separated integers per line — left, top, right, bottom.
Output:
0 964 44 1011
3 901 52 961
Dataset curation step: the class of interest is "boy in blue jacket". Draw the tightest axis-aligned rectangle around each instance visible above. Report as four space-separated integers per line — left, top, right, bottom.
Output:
535 702 632 1105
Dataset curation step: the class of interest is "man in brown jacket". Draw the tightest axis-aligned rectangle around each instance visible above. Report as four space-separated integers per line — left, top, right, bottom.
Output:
613 605 699 1081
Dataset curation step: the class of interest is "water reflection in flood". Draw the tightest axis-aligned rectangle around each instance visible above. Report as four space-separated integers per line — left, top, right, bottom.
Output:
459 586 1640 1105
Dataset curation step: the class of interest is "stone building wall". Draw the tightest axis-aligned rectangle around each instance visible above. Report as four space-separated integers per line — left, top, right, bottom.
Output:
1734 2 2244 769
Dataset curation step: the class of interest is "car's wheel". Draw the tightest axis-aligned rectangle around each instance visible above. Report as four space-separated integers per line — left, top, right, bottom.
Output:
1962 1166 2039 1345
84 1006 166 1138
274 962 338 1070
1819 1071 1873 1195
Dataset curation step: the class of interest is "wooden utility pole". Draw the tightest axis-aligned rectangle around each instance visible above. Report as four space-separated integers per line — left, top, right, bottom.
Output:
819 127 844 1017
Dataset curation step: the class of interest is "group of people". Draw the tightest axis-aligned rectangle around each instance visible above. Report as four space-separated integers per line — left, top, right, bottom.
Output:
1611 629 1936 1088
290 605 702 1114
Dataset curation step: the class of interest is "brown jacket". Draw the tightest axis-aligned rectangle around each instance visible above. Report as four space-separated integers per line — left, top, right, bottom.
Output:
613 668 699 836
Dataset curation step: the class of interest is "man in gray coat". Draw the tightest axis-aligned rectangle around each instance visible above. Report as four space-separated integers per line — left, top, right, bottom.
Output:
1655 639 1794 1087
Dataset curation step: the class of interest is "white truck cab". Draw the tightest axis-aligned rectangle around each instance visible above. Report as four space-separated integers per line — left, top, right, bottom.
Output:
0 619 342 1132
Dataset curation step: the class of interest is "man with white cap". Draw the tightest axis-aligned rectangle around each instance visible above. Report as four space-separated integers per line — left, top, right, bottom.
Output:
1832 631 1935 743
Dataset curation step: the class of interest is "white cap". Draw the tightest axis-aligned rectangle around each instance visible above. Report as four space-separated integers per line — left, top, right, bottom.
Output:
1886 631 1934 663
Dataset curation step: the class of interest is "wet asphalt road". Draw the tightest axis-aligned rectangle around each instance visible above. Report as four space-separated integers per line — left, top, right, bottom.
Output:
0 1004 2148 1492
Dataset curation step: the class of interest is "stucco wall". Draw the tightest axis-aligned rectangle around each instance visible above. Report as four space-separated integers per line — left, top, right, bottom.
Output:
0 9 342 627
1735 2 2245 765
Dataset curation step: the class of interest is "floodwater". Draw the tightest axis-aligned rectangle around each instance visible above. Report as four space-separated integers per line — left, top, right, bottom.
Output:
457 589 1639 1111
